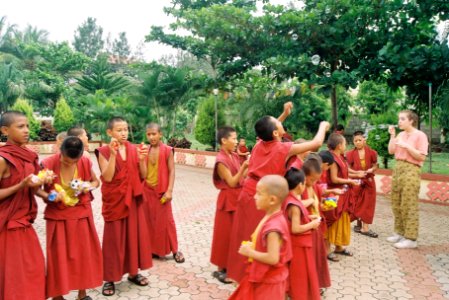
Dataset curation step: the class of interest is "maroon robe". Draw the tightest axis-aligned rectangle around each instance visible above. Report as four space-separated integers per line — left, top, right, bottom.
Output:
323 152 354 227
237 145 249 164
0 142 45 300
95 142 152 281
210 149 242 270
346 146 377 224
41 154 102 297
302 185 331 289
229 211 292 300
142 142 179 256
227 140 293 282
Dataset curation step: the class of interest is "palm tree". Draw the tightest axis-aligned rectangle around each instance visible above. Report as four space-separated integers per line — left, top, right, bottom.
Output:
15 25 49 45
0 62 23 113
76 54 130 95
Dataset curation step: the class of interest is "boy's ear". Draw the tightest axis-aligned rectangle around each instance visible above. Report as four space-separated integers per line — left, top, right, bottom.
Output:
272 129 280 138
106 129 112 137
0 126 7 136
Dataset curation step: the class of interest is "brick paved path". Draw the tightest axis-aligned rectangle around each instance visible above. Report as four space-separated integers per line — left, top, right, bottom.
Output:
33 160 449 299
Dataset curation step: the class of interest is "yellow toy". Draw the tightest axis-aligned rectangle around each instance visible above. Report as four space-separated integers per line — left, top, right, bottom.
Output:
322 197 338 211
31 169 57 184
160 196 167 204
54 184 79 207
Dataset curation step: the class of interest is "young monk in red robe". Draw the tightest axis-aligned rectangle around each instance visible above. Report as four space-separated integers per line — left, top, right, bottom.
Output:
210 126 248 284
67 126 91 158
346 131 378 238
0 111 45 300
95 117 152 296
325 133 364 259
284 167 321 300
140 123 184 263
229 175 292 300
39 136 102 300
237 138 250 164
227 101 330 282
301 155 333 293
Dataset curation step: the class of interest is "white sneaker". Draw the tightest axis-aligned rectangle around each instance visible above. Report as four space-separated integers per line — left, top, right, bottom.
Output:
386 233 404 243
394 238 418 249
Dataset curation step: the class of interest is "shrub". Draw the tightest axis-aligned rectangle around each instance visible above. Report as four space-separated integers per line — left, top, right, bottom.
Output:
53 97 75 132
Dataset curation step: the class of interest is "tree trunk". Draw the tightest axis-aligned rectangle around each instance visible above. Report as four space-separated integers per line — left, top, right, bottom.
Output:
171 105 177 138
383 156 388 169
331 85 338 129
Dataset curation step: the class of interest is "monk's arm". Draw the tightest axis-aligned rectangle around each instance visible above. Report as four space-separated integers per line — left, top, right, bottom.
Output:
348 168 365 178
329 163 356 185
166 151 175 196
216 162 247 188
138 157 147 179
248 232 282 265
0 157 37 201
289 206 317 234
287 121 329 158
301 198 315 207
98 153 116 182
90 168 100 189
277 101 293 123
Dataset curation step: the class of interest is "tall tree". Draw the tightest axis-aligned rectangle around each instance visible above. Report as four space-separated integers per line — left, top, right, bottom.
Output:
112 32 131 59
0 62 23 113
73 17 104 58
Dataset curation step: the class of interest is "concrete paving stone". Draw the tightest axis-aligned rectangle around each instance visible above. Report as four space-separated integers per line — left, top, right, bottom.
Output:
31 160 449 299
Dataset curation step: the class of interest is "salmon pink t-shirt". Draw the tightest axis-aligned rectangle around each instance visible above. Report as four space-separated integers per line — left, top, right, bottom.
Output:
393 129 428 167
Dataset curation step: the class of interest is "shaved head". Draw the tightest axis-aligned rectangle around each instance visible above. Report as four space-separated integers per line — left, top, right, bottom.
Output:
146 122 161 132
259 175 289 204
0 111 26 127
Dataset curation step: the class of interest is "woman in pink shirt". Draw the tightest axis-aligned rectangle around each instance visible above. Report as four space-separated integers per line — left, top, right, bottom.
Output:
387 110 428 249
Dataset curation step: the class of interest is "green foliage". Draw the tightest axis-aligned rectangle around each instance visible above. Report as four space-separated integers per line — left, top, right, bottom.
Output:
53 97 74 132
112 32 131 59
76 55 130 95
366 127 393 168
11 98 39 139
0 62 23 113
195 95 225 148
73 17 104 58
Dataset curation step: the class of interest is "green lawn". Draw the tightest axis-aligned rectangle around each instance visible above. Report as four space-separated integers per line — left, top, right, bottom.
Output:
184 133 209 151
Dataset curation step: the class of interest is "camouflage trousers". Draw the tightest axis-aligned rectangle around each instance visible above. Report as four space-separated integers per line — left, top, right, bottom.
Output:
391 160 421 241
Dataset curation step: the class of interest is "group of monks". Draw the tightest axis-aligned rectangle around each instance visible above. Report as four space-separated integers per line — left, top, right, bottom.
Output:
209 102 379 299
0 112 183 300
0 101 379 300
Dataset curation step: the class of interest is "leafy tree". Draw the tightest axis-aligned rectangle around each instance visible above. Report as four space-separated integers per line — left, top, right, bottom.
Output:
15 25 49 45
73 17 104 58
367 127 393 169
53 97 74 132
11 98 39 139
76 54 130 95
112 32 131 59
195 95 225 148
0 62 23 113
0 16 16 54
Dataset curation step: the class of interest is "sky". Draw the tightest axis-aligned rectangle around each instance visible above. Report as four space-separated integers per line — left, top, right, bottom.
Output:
2 0 292 62
2 0 179 61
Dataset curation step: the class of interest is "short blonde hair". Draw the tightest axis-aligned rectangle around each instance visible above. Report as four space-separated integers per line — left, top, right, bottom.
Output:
399 110 419 127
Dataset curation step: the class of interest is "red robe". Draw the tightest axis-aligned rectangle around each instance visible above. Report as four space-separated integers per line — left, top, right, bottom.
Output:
95 142 152 281
210 149 242 270
41 154 102 297
286 156 303 170
142 142 179 256
227 140 293 282
229 211 292 300
0 142 45 300
323 152 354 227
283 193 321 299
346 146 377 224
237 145 249 164
302 185 331 289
